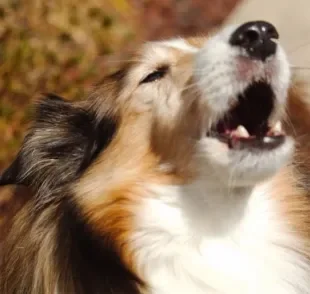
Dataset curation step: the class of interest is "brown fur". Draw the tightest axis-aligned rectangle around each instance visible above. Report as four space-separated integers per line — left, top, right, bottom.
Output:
1 35 310 293
286 76 310 190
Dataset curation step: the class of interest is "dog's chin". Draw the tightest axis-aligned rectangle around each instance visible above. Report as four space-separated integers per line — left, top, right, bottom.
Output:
197 135 294 187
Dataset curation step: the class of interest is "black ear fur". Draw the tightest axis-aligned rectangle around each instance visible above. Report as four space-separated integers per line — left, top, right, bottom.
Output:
0 154 24 186
0 94 117 190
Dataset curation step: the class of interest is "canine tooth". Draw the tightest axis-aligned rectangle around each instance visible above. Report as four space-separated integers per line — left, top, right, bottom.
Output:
235 125 249 137
270 121 283 135
273 121 282 132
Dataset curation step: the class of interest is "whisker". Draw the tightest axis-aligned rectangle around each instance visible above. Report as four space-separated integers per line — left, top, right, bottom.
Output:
283 107 297 137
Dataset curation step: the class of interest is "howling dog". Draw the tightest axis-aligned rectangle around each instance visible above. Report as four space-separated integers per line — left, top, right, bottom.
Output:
1 21 310 294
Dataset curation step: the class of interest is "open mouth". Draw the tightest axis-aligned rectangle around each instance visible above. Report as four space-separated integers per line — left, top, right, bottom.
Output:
207 81 285 150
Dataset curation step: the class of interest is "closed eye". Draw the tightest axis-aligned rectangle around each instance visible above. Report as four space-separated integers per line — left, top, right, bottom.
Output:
139 66 169 84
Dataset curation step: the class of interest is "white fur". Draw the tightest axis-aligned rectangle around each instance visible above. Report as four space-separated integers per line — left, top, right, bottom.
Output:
193 25 293 187
133 179 309 294
129 26 309 293
194 26 290 123
197 135 294 187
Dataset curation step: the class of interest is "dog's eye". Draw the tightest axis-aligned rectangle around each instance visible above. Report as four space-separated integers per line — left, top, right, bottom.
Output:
140 66 168 84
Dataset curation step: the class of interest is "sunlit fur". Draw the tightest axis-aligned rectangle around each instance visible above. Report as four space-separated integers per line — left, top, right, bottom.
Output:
1 23 310 294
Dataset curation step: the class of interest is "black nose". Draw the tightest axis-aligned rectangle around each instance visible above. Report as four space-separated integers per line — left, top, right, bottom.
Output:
229 21 279 61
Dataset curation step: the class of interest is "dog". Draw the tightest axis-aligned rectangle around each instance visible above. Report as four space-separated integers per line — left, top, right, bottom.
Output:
1 20 310 294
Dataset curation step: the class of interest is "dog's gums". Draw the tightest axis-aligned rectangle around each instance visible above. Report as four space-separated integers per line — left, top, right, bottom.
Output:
1 21 310 294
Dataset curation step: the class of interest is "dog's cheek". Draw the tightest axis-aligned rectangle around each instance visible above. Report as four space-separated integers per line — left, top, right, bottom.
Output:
150 94 203 174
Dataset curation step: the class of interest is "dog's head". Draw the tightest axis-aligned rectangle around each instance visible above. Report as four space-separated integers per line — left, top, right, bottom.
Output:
0 21 294 196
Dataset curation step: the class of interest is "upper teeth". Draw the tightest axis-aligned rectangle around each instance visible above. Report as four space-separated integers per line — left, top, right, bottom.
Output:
272 121 282 134
232 121 283 138
234 125 249 138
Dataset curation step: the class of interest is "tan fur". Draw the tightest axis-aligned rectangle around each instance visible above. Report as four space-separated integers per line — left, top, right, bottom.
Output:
78 59 310 279
75 107 187 268
270 166 310 254
1 201 59 294
73 43 206 268
2 33 310 293
187 36 211 48
277 77 310 255
286 77 310 188
0 186 32 243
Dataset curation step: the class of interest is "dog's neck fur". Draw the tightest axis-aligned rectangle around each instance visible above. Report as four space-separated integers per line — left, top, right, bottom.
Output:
152 176 252 237
133 167 310 294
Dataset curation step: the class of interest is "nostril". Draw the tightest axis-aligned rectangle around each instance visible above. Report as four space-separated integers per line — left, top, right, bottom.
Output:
231 27 261 48
244 28 260 45
230 24 263 48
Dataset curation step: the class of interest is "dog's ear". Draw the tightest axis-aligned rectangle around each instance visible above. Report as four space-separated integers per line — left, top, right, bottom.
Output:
0 153 24 186
0 94 118 190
